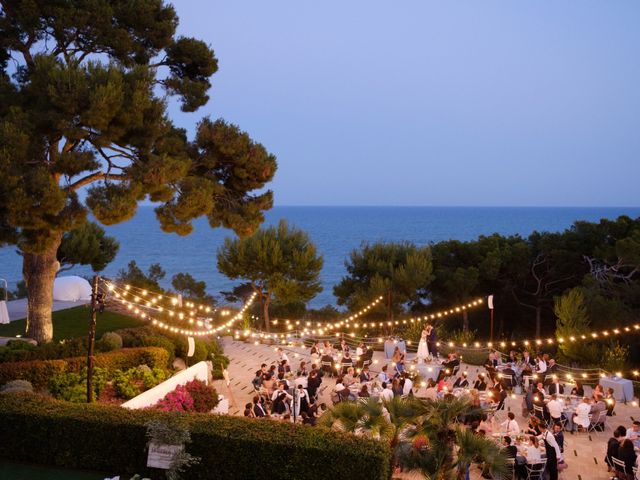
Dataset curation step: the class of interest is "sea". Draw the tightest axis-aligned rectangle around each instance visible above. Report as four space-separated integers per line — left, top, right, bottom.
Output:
1 206 639 307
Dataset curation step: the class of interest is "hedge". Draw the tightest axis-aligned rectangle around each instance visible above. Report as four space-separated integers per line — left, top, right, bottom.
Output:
0 347 170 389
0 394 391 480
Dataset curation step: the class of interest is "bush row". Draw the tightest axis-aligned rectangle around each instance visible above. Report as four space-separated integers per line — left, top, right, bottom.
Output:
0 347 170 389
0 335 121 364
114 326 229 378
0 394 391 480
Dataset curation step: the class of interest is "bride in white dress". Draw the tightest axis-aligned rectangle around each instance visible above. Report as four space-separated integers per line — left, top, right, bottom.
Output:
416 326 430 363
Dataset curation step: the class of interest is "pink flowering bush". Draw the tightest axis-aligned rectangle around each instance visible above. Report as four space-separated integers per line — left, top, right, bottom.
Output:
152 380 219 413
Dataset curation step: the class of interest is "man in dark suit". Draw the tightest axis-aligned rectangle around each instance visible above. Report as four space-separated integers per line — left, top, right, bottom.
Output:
252 395 267 417
548 377 564 395
427 325 438 358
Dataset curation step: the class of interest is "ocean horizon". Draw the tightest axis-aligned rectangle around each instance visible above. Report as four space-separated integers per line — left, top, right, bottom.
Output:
2 206 639 307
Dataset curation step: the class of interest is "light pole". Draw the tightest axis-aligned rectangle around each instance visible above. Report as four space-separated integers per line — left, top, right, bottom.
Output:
86 275 100 403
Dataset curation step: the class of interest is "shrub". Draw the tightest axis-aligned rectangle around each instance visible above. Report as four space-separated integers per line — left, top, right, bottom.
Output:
99 332 123 351
0 380 33 394
0 338 87 364
140 335 176 363
185 380 219 412
0 395 391 480
0 347 170 389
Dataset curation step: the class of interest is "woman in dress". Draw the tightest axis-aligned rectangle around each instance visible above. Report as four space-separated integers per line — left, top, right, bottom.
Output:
416 326 430 363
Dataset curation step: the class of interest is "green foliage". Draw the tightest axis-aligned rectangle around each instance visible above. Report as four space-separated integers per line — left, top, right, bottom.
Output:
0 347 170 389
0 2 276 342
117 261 166 292
0 394 391 480
99 332 123 351
217 220 323 328
333 241 433 318
554 288 596 364
57 221 119 273
602 342 630 373
171 272 214 304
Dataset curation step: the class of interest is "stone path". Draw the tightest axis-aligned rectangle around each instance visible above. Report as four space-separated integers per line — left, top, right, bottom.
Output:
213 337 638 480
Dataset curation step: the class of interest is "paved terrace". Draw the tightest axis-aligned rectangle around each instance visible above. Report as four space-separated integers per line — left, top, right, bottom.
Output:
213 336 639 480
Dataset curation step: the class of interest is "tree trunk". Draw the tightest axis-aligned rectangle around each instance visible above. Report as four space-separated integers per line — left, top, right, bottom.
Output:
462 310 469 332
23 234 62 343
262 294 270 332
535 305 541 338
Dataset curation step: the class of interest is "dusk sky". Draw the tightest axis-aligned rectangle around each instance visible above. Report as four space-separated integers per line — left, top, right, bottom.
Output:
168 1 640 207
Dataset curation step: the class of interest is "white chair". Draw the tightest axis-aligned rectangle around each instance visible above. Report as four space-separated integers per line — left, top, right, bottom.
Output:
493 457 515 480
612 457 628 479
525 460 547 480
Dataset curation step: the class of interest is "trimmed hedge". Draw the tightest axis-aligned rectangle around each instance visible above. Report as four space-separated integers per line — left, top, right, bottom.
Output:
0 394 391 480
0 347 170 389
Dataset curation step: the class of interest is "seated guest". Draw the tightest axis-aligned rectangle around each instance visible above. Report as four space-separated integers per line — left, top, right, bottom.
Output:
507 350 519 365
500 364 517 388
548 377 564 395
322 341 333 355
438 353 460 381
378 365 391 384
525 416 542 436
244 402 255 417
394 357 406 377
502 435 517 459
483 352 498 382
452 372 469 389
546 394 563 424
402 373 414 397
296 361 308 377
424 379 438 401
535 353 547 375
626 420 640 448
392 378 403 397
358 384 370 398
278 359 291 374
593 384 605 398
309 340 320 358
341 351 353 375
523 435 543 464
473 373 487 391
573 397 591 431
521 350 536 373
381 382 394 402
306 369 322 399
605 388 616 416
343 367 357 387
392 346 405 364
605 426 625 471
590 394 607 428
571 381 584 397
501 412 520 436
533 382 546 405
320 352 334 374
617 439 638 480
478 413 493 434
359 365 371 383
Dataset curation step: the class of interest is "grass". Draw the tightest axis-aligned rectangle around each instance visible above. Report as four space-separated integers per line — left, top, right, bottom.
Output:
0 461 107 480
0 306 145 341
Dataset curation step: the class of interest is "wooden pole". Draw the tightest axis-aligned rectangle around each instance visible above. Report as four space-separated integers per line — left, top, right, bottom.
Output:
86 275 99 403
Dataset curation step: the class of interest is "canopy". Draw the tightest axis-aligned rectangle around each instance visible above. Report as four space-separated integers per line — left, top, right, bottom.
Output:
53 276 92 302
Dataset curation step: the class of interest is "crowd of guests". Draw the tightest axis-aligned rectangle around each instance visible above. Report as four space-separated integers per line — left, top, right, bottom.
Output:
605 422 639 480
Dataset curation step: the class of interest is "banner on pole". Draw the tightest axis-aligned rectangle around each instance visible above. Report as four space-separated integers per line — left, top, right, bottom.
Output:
487 295 494 310
187 336 195 357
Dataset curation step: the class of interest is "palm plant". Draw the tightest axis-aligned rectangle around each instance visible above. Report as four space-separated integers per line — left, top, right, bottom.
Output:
397 396 506 479
318 397 395 441
319 396 507 480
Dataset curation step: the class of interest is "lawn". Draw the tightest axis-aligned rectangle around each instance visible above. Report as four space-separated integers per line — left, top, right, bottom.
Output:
0 306 145 341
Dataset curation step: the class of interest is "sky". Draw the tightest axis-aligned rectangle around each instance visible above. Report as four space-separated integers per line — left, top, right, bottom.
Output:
167 1 640 207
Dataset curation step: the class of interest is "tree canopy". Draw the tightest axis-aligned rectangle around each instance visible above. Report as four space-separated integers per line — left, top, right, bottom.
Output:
217 220 323 331
333 242 434 320
56 221 119 273
0 0 276 342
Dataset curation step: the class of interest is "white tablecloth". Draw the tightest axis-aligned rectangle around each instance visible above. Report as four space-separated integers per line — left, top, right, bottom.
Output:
600 376 634 402
0 301 9 324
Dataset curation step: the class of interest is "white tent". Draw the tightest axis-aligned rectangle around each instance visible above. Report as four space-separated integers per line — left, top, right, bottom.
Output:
53 276 92 302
